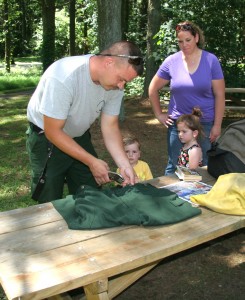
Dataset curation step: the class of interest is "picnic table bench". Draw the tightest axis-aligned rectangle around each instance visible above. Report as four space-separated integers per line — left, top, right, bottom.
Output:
0 168 244 300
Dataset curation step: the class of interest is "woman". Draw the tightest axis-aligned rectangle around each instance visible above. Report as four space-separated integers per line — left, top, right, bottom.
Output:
149 21 225 175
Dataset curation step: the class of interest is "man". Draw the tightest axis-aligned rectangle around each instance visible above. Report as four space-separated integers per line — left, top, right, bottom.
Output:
26 40 144 203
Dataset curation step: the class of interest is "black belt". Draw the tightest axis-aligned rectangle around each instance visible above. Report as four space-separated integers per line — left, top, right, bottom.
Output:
29 122 44 134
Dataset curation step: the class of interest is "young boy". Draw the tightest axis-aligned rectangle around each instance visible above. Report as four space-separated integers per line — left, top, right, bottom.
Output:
117 135 153 181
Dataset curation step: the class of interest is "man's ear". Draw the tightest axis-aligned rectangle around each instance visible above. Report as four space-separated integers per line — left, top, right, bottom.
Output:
105 57 114 68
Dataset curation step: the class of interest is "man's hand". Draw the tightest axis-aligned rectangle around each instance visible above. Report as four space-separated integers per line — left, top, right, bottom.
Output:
88 158 110 185
118 166 138 186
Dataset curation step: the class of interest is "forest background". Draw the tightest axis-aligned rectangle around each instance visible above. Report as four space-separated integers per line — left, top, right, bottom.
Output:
0 1 244 299
0 0 244 96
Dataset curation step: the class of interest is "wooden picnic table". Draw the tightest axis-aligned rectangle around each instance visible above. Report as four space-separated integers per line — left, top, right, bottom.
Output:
0 168 244 300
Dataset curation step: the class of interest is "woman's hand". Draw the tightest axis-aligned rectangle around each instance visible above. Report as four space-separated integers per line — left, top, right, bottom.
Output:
156 113 174 128
209 124 222 143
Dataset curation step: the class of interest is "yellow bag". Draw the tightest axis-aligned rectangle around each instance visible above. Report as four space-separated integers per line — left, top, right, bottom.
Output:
191 173 245 215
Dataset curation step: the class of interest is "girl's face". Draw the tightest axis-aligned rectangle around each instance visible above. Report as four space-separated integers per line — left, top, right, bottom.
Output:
177 122 198 144
124 142 141 167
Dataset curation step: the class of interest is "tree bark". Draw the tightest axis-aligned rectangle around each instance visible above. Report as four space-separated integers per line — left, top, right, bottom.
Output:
121 0 129 40
142 0 161 99
3 0 11 72
97 0 124 119
42 0 55 72
69 0 76 56
97 0 122 51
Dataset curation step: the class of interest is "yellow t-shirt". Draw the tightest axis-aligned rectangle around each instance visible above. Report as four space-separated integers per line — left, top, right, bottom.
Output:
117 160 153 181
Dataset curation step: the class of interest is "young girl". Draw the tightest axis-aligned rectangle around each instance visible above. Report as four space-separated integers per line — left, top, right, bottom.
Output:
176 107 204 169
117 135 153 181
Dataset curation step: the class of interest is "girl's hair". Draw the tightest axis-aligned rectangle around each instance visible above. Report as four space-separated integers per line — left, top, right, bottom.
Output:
123 135 141 150
175 21 205 49
176 107 205 139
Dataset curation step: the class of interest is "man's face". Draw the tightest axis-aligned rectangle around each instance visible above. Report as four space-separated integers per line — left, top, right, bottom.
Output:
100 60 138 91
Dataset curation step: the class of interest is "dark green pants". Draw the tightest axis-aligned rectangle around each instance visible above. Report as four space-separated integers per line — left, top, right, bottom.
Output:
26 126 98 203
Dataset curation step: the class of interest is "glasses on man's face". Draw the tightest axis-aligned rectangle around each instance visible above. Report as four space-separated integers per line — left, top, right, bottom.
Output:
97 54 144 66
176 23 193 32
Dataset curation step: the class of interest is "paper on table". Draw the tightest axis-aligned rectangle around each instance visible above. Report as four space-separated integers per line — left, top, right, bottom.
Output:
160 181 212 206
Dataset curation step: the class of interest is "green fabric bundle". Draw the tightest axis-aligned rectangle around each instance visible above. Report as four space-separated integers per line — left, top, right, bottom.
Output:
52 183 201 229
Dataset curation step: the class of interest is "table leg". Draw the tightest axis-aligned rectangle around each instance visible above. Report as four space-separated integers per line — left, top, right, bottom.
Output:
83 279 109 300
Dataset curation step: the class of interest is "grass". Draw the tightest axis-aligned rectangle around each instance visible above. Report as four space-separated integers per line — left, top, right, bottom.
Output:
0 96 36 300
0 96 37 211
0 58 41 215
0 58 42 93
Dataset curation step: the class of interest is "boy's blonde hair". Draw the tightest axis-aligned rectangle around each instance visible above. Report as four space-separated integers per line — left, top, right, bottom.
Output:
123 135 141 150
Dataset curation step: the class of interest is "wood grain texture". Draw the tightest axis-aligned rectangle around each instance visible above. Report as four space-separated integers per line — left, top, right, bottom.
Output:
0 170 244 300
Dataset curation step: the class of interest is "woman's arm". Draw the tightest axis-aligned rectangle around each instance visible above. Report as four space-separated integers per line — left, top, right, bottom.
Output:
210 78 225 142
148 75 173 127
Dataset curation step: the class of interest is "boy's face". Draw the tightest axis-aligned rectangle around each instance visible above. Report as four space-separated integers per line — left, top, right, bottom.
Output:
124 142 141 167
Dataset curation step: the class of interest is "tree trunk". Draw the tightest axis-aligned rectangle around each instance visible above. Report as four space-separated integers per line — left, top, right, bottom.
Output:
142 0 161 99
19 0 27 55
69 0 76 56
3 0 11 73
97 0 124 119
42 0 55 72
121 0 129 39
138 0 148 50
97 0 122 51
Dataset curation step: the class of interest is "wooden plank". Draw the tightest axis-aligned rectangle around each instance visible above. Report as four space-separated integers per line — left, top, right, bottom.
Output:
0 209 243 300
0 170 244 300
160 87 245 108
83 279 109 300
0 218 132 263
225 106 245 111
147 167 216 188
161 87 245 93
47 293 72 300
0 202 62 234
142 174 177 188
225 88 245 93
108 261 161 299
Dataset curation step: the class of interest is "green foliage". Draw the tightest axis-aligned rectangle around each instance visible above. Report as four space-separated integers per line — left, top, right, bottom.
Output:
153 21 178 64
224 63 245 88
124 76 144 98
0 0 244 87
76 0 98 54
153 0 245 87
32 1 98 59
55 9 70 58
0 0 41 58
125 0 147 54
